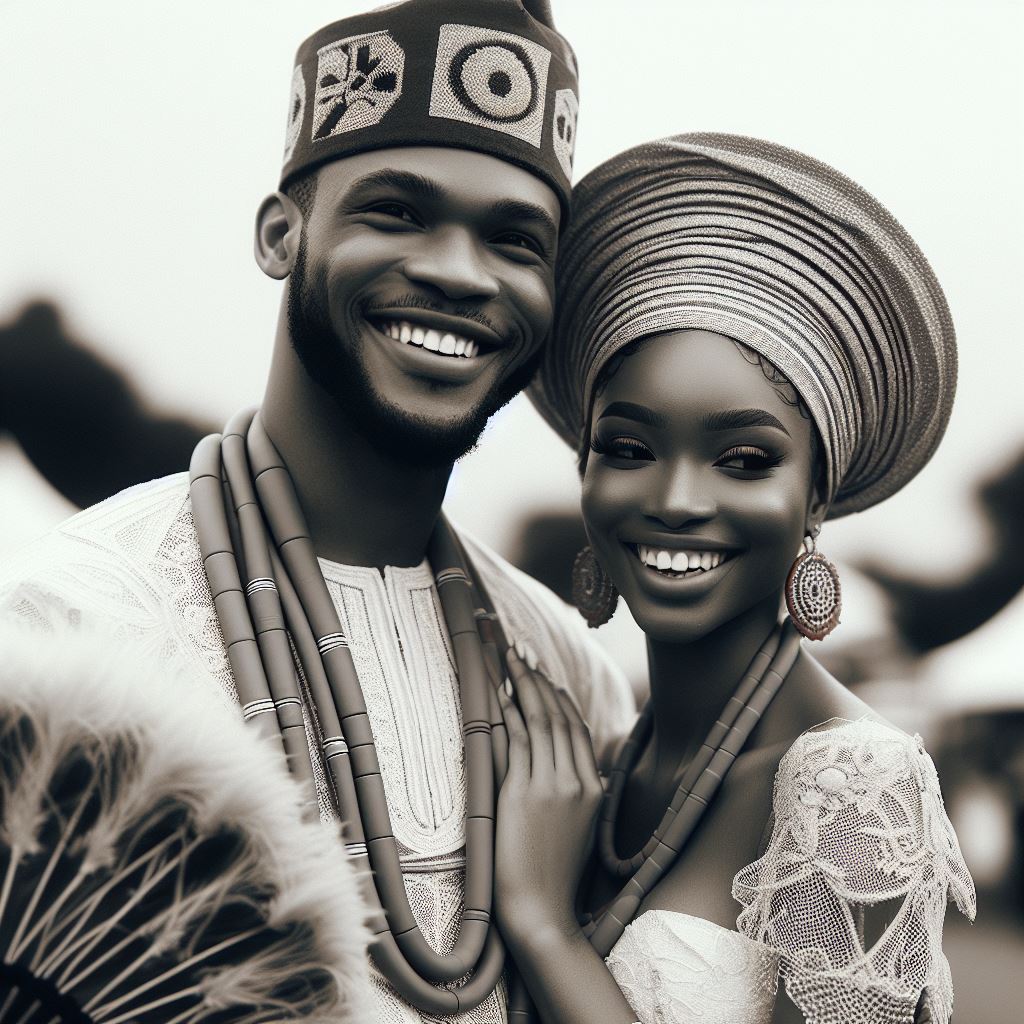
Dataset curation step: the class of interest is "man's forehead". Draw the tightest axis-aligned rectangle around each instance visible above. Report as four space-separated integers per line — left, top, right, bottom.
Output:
317 146 561 223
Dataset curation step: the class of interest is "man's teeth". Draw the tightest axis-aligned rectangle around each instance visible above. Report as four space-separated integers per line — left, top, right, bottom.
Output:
636 545 728 575
377 319 479 358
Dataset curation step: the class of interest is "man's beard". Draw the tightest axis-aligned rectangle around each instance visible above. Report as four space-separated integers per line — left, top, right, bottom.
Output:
286 236 542 468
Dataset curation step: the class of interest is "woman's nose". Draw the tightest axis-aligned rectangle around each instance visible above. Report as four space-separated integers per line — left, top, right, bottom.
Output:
644 463 716 530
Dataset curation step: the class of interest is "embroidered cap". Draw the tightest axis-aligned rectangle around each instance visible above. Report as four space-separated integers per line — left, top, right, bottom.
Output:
280 0 580 215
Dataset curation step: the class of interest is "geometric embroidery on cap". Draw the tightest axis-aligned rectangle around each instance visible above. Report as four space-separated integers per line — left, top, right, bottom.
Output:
429 24 551 148
312 30 405 141
283 65 306 163
552 88 578 179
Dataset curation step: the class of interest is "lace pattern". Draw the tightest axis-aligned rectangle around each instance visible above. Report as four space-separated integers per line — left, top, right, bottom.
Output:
606 912 778 1024
733 718 976 1024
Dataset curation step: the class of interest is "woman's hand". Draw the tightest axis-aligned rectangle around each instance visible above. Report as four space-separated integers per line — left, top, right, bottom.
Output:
494 644 604 950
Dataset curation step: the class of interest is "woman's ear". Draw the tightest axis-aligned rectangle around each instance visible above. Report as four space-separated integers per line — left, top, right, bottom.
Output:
805 492 829 538
254 191 303 280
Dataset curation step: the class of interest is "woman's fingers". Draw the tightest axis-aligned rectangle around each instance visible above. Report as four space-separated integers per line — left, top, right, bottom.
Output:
527 657 576 778
506 648 555 780
555 687 603 796
497 681 530 777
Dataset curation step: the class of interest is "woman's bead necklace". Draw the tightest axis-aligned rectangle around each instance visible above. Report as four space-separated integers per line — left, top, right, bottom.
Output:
189 409 509 1015
585 620 802 956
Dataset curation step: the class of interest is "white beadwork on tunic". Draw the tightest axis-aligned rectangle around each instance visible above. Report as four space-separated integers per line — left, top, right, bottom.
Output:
605 719 975 1024
0 474 636 1024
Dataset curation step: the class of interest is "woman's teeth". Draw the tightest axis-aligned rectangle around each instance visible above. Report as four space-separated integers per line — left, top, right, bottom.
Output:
375 319 479 358
635 545 728 576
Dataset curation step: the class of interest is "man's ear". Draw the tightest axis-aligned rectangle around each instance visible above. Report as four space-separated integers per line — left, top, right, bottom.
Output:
254 191 303 280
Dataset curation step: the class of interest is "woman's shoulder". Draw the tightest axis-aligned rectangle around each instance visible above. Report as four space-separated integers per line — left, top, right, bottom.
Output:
752 647 881 753
733 688 977 1024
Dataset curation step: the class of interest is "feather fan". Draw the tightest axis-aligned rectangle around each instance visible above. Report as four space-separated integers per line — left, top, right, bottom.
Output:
0 628 373 1023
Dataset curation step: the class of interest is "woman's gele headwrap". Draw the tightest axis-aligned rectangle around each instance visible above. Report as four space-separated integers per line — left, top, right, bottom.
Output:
280 0 580 216
531 133 957 518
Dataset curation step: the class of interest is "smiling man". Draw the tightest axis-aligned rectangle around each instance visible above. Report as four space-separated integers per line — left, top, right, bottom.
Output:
0 1 632 1021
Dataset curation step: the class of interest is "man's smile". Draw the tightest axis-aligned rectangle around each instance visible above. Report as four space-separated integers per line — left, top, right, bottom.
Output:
362 316 504 385
372 318 480 358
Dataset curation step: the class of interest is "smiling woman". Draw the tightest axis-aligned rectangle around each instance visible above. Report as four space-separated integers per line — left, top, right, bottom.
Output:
583 330 820 645
490 133 975 1024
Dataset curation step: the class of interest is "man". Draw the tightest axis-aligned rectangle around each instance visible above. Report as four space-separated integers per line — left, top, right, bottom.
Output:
0 1 632 1019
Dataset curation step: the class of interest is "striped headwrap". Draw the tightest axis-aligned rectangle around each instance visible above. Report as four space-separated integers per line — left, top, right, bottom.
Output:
530 133 957 517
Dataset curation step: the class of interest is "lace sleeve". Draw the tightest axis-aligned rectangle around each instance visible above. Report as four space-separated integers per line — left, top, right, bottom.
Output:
733 719 975 1024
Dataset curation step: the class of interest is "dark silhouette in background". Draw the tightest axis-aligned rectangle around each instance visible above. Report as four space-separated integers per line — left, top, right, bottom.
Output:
858 449 1024 653
0 300 211 508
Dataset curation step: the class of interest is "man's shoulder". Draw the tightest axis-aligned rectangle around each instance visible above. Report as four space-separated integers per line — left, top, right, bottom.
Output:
456 526 636 741
0 473 200 628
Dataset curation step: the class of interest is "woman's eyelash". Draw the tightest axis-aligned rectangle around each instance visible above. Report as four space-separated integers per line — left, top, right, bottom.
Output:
590 435 653 460
716 445 783 469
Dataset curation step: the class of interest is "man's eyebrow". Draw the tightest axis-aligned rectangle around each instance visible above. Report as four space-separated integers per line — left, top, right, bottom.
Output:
343 169 446 202
598 401 668 429
488 198 558 239
702 408 791 435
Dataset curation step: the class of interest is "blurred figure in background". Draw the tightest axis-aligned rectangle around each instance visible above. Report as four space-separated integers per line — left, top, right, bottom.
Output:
0 299 211 509
858 448 1024 653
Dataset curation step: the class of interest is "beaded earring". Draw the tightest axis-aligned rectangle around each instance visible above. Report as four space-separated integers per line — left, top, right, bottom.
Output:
571 546 618 627
785 529 842 640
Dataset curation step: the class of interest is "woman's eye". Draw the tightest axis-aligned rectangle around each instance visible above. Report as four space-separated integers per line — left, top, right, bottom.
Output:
590 435 654 462
716 446 782 472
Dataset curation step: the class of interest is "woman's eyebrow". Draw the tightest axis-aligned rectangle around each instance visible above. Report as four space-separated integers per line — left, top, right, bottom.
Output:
597 401 668 429
702 408 791 435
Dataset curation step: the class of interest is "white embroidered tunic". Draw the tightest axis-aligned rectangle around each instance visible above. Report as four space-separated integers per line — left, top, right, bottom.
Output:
0 474 636 1024
605 719 976 1024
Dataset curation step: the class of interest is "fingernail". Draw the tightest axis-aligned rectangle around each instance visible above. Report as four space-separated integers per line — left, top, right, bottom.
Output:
522 642 539 671
504 678 514 698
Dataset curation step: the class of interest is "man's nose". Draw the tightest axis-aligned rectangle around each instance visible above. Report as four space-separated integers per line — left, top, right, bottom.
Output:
401 227 501 301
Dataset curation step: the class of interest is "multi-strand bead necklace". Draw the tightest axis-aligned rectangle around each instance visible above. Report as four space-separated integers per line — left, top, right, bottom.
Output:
189 409 510 1015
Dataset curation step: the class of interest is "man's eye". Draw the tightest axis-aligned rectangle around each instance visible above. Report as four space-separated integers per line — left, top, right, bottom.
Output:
493 232 547 258
590 436 654 461
367 202 420 225
715 446 782 472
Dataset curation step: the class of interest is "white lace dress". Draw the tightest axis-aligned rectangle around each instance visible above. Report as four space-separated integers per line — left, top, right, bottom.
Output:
0 474 636 1024
606 719 976 1024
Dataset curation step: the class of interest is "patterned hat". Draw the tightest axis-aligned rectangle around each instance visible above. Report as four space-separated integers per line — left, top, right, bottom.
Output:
280 0 580 214
531 133 958 518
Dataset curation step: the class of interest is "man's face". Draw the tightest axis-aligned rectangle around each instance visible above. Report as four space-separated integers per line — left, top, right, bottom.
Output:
286 147 560 465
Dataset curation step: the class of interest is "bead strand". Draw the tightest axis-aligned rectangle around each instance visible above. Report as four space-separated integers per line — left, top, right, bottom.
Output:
599 625 783 876
220 410 314 801
189 434 284 755
587 622 802 957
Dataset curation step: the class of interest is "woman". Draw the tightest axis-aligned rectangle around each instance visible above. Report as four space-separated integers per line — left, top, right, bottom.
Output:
493 134 975 1024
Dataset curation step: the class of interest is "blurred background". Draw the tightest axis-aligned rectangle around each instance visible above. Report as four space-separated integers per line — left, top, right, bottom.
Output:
2 0 1022 1016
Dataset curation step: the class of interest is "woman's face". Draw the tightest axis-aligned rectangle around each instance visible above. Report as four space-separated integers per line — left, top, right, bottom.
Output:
582 329 821 643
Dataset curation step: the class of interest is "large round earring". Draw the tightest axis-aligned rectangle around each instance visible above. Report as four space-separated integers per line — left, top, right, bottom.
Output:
785 531 841 640
572 546 618 628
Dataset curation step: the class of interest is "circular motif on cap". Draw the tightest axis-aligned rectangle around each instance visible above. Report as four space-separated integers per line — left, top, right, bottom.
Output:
449 42 538 123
